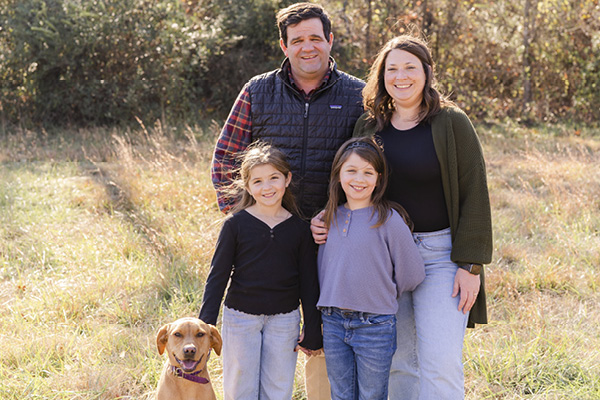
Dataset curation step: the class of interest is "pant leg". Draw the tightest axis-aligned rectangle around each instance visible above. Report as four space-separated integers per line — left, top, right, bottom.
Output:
260 308 301 400
413 229 469 400
305 352 331 400
352 313 397 400
388 290 420 400
322 309 357 400
222 307 263 400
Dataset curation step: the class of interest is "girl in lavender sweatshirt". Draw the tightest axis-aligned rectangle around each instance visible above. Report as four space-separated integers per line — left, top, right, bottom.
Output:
317 137 425 400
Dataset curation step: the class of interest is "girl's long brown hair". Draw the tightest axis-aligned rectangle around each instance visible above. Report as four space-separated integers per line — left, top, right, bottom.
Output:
323 137 412 230
362 34 455 132
225 141 300 216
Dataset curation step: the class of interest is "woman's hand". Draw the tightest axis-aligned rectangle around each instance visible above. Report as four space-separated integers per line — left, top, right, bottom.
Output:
310 210 329 244
452 268 481 314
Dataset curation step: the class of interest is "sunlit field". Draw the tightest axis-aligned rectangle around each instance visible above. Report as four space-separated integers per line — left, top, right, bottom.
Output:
1 120 599 399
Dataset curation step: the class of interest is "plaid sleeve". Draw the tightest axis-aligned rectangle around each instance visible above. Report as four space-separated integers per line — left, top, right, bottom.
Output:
211 87 252 212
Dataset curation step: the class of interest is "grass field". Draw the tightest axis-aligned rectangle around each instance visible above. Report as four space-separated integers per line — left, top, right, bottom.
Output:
1 120 599 399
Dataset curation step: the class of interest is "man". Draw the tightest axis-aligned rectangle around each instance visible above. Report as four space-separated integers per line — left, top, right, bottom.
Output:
210 3 365 399
211 2 365 219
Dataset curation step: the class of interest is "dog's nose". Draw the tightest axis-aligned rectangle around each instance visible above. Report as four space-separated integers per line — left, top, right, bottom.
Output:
183 345 196 356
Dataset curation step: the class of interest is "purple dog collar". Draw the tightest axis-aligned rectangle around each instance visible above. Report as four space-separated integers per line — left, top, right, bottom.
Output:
171 366 209 384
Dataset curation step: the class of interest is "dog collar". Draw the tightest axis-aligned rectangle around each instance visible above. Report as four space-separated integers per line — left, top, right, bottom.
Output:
171 366 210 384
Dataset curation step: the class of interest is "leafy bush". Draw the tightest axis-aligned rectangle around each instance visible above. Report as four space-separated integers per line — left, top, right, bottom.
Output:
1 0 599 127
183 0 296 115
0 0 207 126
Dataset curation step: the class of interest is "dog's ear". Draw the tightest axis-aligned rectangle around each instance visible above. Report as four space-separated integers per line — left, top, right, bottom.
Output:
156 323 170 355
209 324 223 356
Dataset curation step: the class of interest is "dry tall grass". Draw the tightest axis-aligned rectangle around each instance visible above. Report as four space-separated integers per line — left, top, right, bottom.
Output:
1 120 599 399
466 122 600 399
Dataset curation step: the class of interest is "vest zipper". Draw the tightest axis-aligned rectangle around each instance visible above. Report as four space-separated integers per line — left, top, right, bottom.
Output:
300 101 310 205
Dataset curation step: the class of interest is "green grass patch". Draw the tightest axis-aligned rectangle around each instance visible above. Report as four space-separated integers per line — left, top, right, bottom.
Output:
1 120 600 399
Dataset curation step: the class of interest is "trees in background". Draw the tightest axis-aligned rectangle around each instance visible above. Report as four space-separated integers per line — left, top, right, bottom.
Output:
323 0 600 123
0 0 598 126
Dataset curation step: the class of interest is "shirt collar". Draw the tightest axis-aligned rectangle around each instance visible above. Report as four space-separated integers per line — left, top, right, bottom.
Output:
284 58 334 100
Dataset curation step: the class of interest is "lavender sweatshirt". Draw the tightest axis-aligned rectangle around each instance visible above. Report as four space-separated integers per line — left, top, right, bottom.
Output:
317 206 425 315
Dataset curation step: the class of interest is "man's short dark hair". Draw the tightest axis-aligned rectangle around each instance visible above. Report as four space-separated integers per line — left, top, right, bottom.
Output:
276 2 332 46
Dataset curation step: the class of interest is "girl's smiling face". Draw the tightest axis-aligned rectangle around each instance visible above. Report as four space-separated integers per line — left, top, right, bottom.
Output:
339 152 379 210
246 163 291 209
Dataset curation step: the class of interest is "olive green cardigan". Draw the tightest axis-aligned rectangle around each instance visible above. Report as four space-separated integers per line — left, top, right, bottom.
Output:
353 107 493 327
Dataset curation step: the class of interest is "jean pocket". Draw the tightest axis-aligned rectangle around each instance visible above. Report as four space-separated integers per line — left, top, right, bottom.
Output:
365 313 396 326
416 232 452 252
320 307 333 316
419 241 452 252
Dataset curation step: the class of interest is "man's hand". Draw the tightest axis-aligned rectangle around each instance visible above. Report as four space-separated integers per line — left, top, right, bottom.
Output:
310 210 328 244
452 268 481 314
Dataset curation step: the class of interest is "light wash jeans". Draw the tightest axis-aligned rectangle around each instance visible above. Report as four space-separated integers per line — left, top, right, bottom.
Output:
222 306 300 400
389 228 470 400
322 307 397 400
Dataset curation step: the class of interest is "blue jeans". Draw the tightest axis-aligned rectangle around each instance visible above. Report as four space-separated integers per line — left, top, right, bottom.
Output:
321 307 397 400
389 228 470 400
221 306 300 400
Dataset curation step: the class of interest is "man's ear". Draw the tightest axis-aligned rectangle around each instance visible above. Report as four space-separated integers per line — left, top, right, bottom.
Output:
280 38 288 57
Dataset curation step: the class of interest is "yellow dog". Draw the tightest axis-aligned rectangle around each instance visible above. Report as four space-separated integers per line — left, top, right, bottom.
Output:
156 317 222 400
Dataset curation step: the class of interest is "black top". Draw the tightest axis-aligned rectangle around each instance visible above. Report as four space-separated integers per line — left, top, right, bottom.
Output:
199 210 322 350
378 122 450 232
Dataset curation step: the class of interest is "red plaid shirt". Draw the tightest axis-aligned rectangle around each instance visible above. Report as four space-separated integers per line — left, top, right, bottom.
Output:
211 60 333 212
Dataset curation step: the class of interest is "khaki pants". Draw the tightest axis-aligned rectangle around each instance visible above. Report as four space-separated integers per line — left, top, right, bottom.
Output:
305 353 331 400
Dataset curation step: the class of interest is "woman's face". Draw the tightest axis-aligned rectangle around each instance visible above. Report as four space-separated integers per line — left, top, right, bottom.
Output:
384 49 426 110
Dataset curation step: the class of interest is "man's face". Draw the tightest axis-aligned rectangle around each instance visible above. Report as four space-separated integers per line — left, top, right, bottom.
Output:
280 18 333 85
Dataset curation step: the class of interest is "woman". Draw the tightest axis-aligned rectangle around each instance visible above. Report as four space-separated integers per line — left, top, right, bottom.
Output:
312 35 492 399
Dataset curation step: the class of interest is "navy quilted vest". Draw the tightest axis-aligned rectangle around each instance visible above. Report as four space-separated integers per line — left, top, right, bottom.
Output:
247 60 365 218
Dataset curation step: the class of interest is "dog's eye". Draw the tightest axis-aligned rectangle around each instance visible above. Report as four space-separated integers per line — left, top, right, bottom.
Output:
196 332 205 338
174 332 183 338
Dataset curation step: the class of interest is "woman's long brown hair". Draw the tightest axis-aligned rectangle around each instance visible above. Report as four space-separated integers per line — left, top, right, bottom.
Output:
362 34 454 132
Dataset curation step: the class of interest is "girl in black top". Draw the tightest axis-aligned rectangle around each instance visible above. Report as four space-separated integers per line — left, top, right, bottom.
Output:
199 142 322 400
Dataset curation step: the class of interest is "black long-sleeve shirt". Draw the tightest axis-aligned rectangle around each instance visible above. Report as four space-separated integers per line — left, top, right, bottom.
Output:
199 210 322 350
